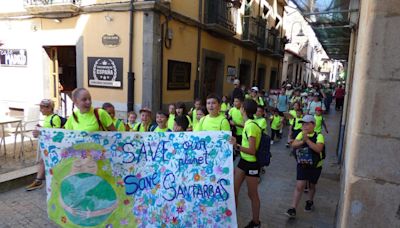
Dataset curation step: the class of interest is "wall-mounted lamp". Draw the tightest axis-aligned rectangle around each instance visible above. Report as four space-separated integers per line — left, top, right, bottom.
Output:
290 21 305 43
105 15 113 22
54 19 62 23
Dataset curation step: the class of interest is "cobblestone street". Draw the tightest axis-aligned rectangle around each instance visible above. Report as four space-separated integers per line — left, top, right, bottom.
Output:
0 110 341 228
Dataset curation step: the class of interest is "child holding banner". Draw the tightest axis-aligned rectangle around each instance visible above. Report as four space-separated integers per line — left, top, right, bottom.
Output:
102 102 126 132
64 88 116 132
132 107 156 132
167 103 176 130
153 111 172 132
25 99 62 191
230 99 262 228
195 94 230 131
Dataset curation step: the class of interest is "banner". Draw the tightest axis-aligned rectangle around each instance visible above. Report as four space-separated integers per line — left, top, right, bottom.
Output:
40 129 237 227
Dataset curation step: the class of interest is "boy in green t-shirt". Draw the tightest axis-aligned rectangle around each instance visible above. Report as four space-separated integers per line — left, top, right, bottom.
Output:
153 111 171 132
102 102 126 132
254 105 267 133
188 98 202 129
195 94 230 131
173 115 189 132
167 103 176 130
228 97 244 140
270 108 284 144
26 99 62 191
314 107 328 134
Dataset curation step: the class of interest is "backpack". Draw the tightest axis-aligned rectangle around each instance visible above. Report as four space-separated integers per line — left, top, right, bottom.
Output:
134 122 157 132
50 114 67 128
245 122 272 167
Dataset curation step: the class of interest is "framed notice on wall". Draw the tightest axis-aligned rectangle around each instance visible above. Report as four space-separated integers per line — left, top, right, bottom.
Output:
167 60 191 90
0 49 27 67
88 57 123 89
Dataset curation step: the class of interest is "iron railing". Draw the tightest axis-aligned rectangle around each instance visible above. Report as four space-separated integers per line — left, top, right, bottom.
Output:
242 15 259 43
24 0 81 5
204 0 236 34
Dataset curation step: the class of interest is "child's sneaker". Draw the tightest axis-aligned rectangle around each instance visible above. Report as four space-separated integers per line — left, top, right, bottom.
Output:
285 208 296 218
270 140 274 145
244 220 261 228
25 179 44 191
304 200 314 212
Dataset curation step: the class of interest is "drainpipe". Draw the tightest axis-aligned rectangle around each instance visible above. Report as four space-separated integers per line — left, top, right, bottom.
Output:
127 0 135 112
252 1 262 87
194 0 203 99
160 20 165 110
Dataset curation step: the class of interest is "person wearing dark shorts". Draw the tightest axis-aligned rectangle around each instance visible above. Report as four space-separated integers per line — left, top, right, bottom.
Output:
285 115 325 219
230 99 262 228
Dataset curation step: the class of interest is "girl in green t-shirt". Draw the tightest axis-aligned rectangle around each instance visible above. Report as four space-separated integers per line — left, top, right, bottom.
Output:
230 99 262 228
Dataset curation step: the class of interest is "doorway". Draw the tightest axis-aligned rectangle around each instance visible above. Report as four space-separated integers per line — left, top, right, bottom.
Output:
44 46 77 117
257 67 266 90
203 57 222 99
269 69 278 89
239 62 251 89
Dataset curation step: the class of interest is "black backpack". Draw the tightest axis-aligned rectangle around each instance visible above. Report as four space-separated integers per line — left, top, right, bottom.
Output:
50 114 67 128
245 122 272 167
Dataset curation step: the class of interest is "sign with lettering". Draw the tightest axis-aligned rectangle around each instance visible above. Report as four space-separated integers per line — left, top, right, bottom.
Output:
88 57 123 89
0 49 27 66
40 130 236 227
102 34 121 47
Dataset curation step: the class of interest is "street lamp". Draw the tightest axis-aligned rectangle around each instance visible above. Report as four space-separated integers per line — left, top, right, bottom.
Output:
290 21 305 43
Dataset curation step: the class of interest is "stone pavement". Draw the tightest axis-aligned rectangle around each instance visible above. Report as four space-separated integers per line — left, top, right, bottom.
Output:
0 110 342 228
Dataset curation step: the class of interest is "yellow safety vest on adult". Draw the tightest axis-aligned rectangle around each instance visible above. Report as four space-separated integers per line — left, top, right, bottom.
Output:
64 107 113 132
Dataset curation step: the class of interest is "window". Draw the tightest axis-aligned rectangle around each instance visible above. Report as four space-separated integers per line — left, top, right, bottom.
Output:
167 60 191 90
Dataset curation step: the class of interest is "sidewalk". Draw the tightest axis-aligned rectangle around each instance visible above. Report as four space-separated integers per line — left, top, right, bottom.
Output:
0 109 342 228
236 109 342 227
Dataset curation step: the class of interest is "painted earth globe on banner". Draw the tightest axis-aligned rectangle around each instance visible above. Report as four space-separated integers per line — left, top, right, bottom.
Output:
59 143 118 226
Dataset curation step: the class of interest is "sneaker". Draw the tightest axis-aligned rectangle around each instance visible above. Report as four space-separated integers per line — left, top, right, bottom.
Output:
25 179 43 191
285 208 296 219
285 143 290 148
270 140 274 145
244 220 261 228
305 200 314 212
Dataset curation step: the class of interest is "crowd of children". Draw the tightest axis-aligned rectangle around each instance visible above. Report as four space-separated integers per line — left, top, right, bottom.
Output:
26 81 336 227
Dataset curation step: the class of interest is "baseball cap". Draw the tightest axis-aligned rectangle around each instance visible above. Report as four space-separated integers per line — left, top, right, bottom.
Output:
251 86 259 92
286 84 292 87
139 107 152 114
299 115 315 124
315 107 323 112
233 79 240 85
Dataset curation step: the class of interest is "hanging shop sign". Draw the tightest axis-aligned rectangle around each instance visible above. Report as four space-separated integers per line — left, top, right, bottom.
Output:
102 34 121 47
88 57 123 89
0 49 27 67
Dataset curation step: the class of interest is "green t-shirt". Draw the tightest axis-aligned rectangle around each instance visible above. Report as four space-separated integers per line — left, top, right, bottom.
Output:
240 120 261 162
191 109 198 128
195 114 230 131
289 109 296 125
132 122 152 132
228 107 243 135
167 114 175 130
43 114 61 128
153 126 171 132
64 108 113 132
253 116 267 133
295 132 325 167
291 115 303 131
220 103 230 113
270 115 283 130
113 118 126 132
314 115 323 133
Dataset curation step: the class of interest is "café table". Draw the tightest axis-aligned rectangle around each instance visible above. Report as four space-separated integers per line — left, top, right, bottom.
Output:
0 116 22 158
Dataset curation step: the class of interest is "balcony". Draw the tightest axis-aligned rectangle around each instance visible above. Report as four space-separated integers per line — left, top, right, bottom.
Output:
241 15 259 45
204 0 236 37
24 0 81 15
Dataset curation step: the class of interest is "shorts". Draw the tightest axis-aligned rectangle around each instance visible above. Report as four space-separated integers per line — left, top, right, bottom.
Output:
238 158 260 177
296 165 322 184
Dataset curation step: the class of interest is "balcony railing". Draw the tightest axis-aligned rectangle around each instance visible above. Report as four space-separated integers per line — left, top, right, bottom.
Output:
242 15 258 44
24 0 81 14
204 0 236 36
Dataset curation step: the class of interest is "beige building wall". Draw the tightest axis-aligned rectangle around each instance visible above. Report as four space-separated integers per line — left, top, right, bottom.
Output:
338 0 400 227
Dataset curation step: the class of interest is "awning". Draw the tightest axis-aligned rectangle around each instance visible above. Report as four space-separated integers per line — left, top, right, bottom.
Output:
291 0 357 60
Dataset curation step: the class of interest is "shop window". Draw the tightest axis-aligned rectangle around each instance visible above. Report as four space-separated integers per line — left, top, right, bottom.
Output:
167 60 191 90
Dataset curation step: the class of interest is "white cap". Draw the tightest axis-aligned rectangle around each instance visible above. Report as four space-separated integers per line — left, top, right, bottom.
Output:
286 84 292 87
251 86 259 92
233 79 240 85
299 115 316 124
